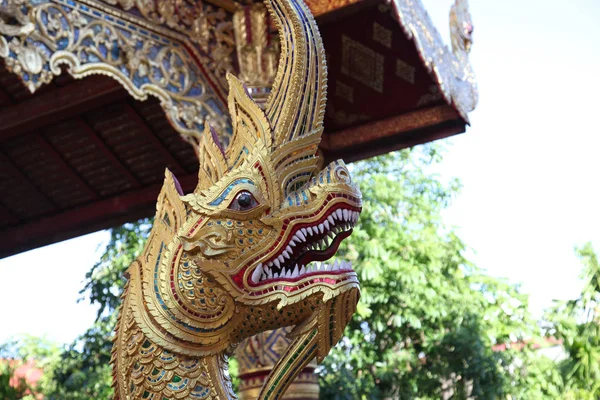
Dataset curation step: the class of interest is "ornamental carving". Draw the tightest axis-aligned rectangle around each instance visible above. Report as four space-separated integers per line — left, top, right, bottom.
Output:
232 3 279 105
98 0 236 89
0 0 233 146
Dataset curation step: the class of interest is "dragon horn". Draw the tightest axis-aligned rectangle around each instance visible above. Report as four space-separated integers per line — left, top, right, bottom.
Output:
264 0 327 147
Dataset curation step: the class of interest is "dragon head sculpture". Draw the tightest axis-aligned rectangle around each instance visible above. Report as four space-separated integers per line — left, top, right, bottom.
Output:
112 0 361 397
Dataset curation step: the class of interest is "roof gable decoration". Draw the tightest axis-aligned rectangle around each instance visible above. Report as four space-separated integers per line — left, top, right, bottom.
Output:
391 0 478 122
0 0 234 147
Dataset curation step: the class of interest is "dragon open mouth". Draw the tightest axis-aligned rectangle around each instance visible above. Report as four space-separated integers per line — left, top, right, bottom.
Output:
250 207 360 284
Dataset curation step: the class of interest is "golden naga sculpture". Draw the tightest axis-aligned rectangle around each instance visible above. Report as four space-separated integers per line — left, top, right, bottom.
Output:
110 0 361 398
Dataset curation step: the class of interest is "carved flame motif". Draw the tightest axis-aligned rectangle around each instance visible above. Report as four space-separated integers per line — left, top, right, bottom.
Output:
111 0 362 397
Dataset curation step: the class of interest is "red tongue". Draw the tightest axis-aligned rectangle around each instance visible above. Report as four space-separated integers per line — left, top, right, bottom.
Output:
296 229 352 266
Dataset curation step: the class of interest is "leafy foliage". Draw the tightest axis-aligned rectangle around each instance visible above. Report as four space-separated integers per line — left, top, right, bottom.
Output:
44 222 151 399
0 335 62 399
543 243 600 398
0 362 31 400
3 146 599 399
318 147 537 399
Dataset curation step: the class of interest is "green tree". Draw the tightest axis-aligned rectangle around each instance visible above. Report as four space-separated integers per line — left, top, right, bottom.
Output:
0 335 63 399
544 243 600 399
318 147 538 399
0 362 31 400
44 222 152 399
3 145 556 399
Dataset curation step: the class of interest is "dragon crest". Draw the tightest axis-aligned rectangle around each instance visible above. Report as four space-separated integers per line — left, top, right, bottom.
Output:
111 0 362 397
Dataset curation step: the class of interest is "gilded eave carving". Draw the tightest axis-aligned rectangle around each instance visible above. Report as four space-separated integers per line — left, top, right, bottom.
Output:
0 0 235 146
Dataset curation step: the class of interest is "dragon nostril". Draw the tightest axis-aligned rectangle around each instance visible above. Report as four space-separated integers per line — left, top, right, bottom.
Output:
334 167 351 184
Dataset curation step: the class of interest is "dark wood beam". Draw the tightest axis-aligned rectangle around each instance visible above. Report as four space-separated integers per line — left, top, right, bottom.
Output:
0 173 198 259
77 118 142 190
37 134 99 200
320 105 466 163
123 103 186 175
0 76 127 142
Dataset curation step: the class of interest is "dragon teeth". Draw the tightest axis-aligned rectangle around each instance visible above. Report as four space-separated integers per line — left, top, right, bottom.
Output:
256 258 353 284
258 208 361 284
297 230 306 241
252 264 263 282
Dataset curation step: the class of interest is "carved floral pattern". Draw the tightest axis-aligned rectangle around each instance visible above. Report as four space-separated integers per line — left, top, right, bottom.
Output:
99 0 235 89
0 0 233 145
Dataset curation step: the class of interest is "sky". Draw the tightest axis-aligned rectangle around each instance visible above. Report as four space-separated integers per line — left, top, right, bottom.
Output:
421 0 600 316
1 0 600 345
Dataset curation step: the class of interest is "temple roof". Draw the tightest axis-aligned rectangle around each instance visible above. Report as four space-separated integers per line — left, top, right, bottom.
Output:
0 0 476 258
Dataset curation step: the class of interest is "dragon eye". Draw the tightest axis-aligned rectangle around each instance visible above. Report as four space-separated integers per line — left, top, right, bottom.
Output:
228 191 259 211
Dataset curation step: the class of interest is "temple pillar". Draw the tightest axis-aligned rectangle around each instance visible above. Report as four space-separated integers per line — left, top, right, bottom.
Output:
235 327 320 400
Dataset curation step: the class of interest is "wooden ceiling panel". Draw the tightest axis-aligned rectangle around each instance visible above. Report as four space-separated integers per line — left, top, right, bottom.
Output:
0 153 56 220
0 72 202 257
47 119 136 198
131 100 199 174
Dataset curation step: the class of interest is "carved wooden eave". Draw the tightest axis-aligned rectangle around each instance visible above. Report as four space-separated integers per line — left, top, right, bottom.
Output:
0 0 235 146
391 0 478 122
0 0 477 151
